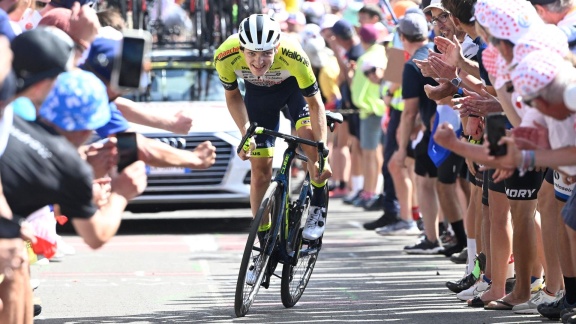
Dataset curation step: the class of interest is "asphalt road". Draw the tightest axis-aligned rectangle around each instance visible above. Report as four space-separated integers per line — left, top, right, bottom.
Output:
32 200 551 324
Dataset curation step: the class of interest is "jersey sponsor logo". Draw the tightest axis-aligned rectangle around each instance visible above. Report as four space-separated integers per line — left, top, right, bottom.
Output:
10 127 53 159
279 56 289 65
216 46 240 61
231 56 242 65
505 188 536 198
281 48 309 67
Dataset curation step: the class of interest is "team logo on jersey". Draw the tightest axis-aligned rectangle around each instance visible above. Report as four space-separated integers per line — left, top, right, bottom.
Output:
281 48 309 67
216 46 240 61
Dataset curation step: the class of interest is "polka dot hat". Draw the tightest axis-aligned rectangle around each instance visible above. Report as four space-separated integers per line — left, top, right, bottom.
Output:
475 0 543 43
511 24 569 68
511 50 566 98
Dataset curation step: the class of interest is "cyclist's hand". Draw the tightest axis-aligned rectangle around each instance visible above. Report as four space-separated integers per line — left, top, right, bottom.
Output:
238 137 256 161
313 160 332 183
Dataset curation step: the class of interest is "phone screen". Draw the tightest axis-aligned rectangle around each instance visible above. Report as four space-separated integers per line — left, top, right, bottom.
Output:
118 37 145 89
116 132 139 172
486 113 507 156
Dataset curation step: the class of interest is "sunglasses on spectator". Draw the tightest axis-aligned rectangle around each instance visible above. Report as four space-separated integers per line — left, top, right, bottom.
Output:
431 12 450 26
363 67 377 77
517 94 540 107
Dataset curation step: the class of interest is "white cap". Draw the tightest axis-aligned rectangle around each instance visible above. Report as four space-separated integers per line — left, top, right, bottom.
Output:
563 83 576 112
423 0 445 13
320 14 340 30
361 56 386 72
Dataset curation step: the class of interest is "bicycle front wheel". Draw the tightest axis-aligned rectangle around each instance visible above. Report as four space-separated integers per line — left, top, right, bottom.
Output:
280 183 328 307
234 181 282 317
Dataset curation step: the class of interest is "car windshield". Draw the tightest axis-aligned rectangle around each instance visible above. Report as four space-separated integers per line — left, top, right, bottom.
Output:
126 60 226 102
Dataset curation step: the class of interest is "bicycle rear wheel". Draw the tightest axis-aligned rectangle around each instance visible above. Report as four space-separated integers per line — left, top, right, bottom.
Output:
234 181 282 317
280 183 328 308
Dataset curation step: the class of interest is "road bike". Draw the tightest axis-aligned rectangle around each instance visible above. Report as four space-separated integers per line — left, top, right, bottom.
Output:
234 111 343 317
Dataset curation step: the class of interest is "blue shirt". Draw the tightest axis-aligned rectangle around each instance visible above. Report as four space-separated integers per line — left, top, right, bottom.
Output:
0 9 15 41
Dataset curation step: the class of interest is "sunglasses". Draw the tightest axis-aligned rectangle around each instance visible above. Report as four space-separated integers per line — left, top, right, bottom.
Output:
517 94 539 107
363 67 377 77
431 12 450 26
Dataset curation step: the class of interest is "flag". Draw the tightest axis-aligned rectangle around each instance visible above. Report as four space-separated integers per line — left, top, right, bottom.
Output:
428 104 462 167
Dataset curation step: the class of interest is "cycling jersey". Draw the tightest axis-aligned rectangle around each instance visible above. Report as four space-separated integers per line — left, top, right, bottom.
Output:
214 34 319 97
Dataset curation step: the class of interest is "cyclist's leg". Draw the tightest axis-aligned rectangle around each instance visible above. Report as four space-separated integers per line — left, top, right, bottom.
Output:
283 85 327 239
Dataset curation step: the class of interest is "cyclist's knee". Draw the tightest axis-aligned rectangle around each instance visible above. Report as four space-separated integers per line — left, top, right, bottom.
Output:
250 168 272 188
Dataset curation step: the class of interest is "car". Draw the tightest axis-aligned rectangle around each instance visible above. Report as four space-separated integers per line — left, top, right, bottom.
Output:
124 45 290 208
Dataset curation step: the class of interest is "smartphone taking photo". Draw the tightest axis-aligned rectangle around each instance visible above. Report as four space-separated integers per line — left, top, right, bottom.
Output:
486 112 508 156
111 29 152 92
116 132 139 172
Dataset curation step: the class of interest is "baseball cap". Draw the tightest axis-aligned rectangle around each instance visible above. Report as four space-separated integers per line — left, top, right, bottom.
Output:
475 0 543 43
332 19 355 39
80 37 121 82
287 12 306 25
510 50 566 98
527 0 557 5
302 37 330 68
359 24 379 44
397 12 428 37
361 56 386 72
423 0 445 13
11 27 74 92
328 0 347 10
48 0 93 9
511 24 569 68
39 70 111 131
393 1 419 19
320 14 340 30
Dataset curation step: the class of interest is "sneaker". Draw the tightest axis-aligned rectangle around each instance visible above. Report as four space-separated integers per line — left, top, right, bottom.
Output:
531 278 544 294
404 237 444 254
246 256 263 286
376 220 420 236
439 243 466 257
363 194 384 211
33 296 42 317
343 190 363 205
457 276 490 301
561 309 576 323
446 272 478 294
329 187 348 198
302 206 326 240
56 236 76 256
538 296 574 320
513 289 561 314
450 248 468 264
363 212 399 230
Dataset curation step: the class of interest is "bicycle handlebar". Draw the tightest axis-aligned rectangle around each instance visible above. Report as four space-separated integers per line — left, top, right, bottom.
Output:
236 123 330 171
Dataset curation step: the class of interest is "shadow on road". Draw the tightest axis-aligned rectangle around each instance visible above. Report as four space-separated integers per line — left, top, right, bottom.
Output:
59 218 251 236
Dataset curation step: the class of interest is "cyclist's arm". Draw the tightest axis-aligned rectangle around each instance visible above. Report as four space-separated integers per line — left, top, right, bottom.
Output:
304 92 328 143
224 88 250 135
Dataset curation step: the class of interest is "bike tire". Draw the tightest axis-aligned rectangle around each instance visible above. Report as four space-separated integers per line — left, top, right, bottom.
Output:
234 181 282 317
280 182 329 308
193 0 205 51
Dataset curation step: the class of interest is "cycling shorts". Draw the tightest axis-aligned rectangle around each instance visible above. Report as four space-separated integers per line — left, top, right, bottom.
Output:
244 76 310 158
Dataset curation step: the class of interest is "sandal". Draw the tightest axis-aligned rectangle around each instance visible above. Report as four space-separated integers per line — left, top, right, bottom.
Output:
484 299 515 310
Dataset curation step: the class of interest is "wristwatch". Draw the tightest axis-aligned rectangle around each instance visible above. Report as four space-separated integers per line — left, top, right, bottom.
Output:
451 77 462 87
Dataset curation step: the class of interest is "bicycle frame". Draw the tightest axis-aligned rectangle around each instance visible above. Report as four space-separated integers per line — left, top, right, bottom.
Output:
249 126 327 268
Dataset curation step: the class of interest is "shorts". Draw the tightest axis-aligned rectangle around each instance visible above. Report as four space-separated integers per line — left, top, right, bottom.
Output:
503 169 544 201
360 115 384 150
553 170 576 202
244 77 309 158
562 189 576 231
347 112 361 139
437 151 465 185
413 130 437 178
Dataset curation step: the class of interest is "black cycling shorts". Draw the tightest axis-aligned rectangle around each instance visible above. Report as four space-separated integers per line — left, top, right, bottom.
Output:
503 169 544 201
244 76 310 157
413 130 437 178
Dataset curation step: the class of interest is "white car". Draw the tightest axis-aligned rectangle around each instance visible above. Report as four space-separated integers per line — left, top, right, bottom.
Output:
126 47 289 206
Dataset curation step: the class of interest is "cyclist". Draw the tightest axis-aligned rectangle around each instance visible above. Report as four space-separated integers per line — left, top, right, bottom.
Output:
214 14 332 244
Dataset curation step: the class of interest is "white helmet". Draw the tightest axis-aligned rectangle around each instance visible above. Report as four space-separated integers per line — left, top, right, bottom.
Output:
238 14 281 51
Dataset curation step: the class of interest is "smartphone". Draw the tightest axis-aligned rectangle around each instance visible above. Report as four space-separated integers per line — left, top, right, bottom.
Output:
111 29 152 92
486 112 508 156
116 132 139 172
